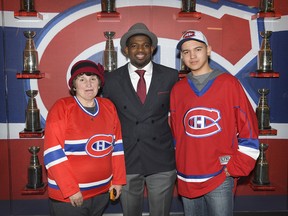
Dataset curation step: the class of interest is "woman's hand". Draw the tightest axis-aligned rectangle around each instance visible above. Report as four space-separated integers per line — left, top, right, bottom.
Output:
109 184 122 200
69 191 83 207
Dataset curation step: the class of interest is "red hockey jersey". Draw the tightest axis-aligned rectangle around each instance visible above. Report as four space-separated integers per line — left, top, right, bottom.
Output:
170 73 259 198
44 96 126 202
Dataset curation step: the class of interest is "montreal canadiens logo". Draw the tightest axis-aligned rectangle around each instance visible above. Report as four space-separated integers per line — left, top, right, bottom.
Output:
86 134 114 158
184 107 221 138
183 30 196 39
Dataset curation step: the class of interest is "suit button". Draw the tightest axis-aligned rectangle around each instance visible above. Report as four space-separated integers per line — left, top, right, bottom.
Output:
152 137 156 140
123 106 127 109
136 121 139 125
151 120 154 123
137 138 140 142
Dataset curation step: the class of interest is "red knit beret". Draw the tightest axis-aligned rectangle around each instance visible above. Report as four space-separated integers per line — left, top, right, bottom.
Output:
68 60 105 88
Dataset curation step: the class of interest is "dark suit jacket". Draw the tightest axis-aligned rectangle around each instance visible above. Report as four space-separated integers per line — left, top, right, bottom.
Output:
103 62 178 175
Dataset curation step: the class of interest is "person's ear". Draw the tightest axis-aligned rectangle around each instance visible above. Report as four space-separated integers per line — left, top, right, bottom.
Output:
207 45 212 56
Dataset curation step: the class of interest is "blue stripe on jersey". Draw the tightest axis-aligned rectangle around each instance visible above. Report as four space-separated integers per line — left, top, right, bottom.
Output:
65 143 86 152
177 167 223 181
44 147 66 166
113 140 124 153
48 175 112 191
238 138 259 150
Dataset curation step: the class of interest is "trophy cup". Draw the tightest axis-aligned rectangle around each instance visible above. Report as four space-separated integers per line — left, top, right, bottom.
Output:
259 0 274 13
253 143 270 185
24 90 42 132
257 31 273 72
256 88 271 130
20 0 36 12
103 31 117 72
22 31 40 74
26 146 44 189
181 0 196 12
101 0 116 13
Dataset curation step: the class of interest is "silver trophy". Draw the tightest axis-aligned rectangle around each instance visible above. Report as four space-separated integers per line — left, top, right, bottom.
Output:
257 31 273 72
181 0 196 12
253 143 270 185
23 31 40 74
20 0 36 12
259 0 275 13
101 0 116 13
256 88 271 130
103 31 117 72
24 90 42 132
26 146 44 189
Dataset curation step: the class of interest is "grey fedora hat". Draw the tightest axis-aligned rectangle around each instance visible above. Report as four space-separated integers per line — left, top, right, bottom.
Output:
120 23 158 51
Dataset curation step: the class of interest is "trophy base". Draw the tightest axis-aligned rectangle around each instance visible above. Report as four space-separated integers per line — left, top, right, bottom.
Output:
251 11 282 20
96 11 121 21
22 70 40 74
16 72 45 79
259 128 277 136
250 181 275 191
19 129 45 138
22 182 47 195
176 11 202 21
250 71 280 78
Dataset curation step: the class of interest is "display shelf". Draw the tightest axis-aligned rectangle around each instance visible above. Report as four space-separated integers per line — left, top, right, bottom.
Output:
14 11 43 20
250 71 279 78
96 11 121 21
21 182 47 195
251 11 281 20
259 128 277 136
250 181 275 191
16 72 45 79
176 11 201 21
19 129 45 138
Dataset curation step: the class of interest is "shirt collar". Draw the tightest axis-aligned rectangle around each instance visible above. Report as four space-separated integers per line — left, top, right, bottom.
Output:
128 61 153 75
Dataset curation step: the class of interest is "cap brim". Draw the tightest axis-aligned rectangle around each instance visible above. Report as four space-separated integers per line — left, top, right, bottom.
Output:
177 38 207 50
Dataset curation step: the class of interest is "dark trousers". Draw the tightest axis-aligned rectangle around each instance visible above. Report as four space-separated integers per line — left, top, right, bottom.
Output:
120 170 177 216
49 192 109 216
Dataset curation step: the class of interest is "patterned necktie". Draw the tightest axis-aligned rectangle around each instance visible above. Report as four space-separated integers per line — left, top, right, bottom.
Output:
135 70 146 103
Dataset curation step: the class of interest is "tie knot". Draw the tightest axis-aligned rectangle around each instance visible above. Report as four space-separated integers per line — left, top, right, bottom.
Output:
135 70 146 77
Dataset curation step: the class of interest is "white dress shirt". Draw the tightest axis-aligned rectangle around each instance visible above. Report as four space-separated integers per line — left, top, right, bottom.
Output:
128 62 153 94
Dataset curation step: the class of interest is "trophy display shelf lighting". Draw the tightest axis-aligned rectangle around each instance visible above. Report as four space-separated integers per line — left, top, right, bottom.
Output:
14 10 43 20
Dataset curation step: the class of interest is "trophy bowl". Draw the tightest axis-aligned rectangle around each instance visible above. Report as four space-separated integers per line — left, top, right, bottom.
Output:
24 30 36 39
28 146 40 155
258 88 269 96
26 90 38 98
104 31 115 39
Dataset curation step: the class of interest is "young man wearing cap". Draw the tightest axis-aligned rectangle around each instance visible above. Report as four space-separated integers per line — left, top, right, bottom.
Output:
44 60 126 216
170 30 260 216
103 23 178 216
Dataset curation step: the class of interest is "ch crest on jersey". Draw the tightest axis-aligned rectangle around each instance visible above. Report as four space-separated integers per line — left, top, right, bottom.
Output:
184 107 221 138
86 134 114 158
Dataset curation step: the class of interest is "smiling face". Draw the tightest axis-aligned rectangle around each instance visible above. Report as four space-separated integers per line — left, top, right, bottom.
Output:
124 35 155 68
181 40 212 76
73 73 100 106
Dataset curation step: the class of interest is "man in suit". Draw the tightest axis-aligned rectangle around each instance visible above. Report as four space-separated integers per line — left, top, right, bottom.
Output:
103 23 178 216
